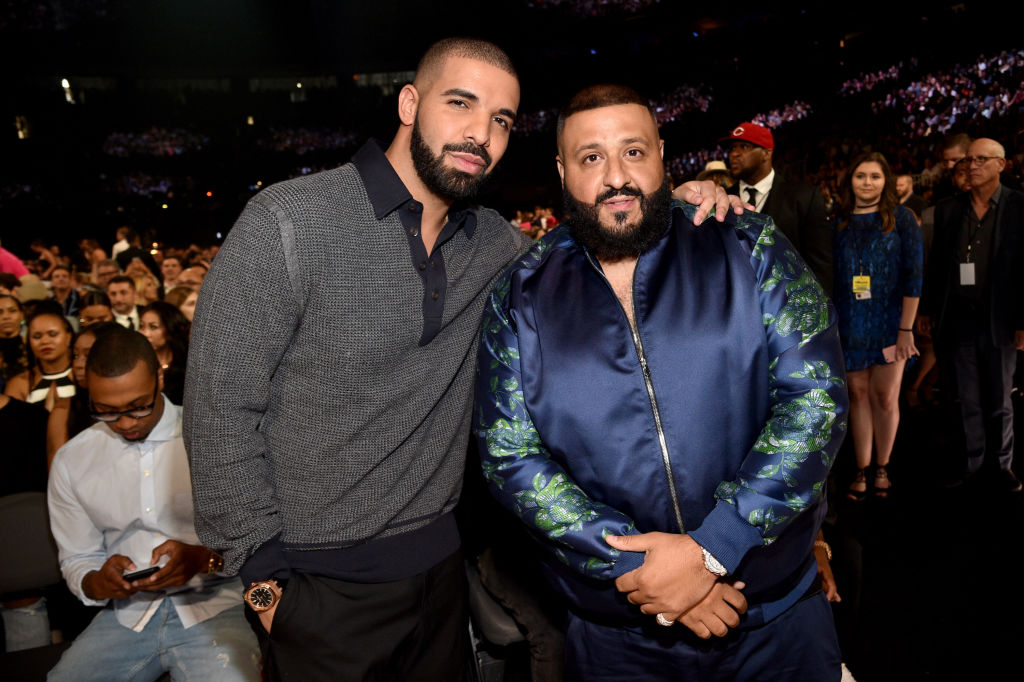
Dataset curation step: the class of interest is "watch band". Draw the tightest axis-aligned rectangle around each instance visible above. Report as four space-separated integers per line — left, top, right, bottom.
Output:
813 540 832 562
701 547 728 577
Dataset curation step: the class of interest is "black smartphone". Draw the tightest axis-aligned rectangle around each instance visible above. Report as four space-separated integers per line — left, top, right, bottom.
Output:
123 566 160 582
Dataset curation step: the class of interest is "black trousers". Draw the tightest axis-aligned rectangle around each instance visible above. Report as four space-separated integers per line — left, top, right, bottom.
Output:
952 330 1017 473
247 550 469 682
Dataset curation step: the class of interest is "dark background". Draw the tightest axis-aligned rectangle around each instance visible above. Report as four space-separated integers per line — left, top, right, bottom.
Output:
0 0 1019 249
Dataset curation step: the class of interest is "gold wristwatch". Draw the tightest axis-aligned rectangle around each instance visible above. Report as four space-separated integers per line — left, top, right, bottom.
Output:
244 579 283 612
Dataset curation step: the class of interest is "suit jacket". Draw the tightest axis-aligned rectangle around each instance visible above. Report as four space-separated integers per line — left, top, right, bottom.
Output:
729 171 833 295
922 185 1024 347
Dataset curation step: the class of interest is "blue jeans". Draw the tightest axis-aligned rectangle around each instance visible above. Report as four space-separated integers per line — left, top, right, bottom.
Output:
2 597 51 652
48 601 259 681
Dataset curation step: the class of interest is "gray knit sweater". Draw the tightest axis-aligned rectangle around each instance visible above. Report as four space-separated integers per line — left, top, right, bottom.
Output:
183 156 527 581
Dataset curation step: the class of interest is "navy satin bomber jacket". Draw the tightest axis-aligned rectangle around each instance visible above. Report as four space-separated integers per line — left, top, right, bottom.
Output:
474 202 848 628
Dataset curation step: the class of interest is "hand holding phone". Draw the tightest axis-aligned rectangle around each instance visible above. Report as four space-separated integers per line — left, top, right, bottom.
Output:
123 565 160 582
882 345 897 363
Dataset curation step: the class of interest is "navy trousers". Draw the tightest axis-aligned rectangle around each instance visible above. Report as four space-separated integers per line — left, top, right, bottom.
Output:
564 590 840 682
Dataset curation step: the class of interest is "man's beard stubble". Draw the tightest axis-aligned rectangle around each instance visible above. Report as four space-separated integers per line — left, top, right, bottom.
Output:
410 118 493 202
562 177 673 259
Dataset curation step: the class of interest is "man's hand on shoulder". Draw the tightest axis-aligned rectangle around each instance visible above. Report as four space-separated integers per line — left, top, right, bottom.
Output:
82 554 139 600
606 532 718 616
671 180 750 225
133 540 209 591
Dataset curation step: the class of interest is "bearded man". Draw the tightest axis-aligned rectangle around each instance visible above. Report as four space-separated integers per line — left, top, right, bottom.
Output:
475 84 849 680
185 41 741 681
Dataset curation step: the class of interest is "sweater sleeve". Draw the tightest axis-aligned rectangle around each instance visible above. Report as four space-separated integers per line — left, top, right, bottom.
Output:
688 216 849 573
183 193 302 583
474 266 644 580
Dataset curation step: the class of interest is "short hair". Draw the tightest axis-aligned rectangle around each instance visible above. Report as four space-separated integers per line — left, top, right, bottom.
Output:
86 325 159 379
943 133 971 154
51 265 72 277
107 274 136 290
27 300 68 327
556 84 657 148
96 259 120 271
0 293 22 310
0 273 20 291
162 255 182 268
414 37 517 91
80 291 112 309
78 320 120 342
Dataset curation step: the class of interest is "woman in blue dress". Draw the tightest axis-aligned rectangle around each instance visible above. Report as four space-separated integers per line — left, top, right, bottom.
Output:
833 152 923 499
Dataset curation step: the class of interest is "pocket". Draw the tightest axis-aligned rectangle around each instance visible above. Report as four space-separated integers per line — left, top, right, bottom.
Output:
268 574 302 642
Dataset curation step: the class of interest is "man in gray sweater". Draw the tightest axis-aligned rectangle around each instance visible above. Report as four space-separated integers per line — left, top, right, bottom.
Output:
185 37 742 680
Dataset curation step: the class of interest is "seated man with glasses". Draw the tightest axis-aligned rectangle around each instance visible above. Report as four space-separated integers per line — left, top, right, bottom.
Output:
47 325 260 681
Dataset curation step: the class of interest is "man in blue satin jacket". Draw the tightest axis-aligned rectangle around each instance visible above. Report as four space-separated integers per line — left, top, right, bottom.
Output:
474 85 849 681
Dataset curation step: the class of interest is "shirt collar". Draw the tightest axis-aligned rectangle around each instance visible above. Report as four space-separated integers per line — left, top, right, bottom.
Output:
105 396 180 447
739 168 775 197
352 140 412 220
351 139 477 239
989 184 1003 207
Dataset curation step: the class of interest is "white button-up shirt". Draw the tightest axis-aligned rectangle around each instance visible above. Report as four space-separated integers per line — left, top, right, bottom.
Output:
48 399 242 632
113 308 140 330
738 168 776 214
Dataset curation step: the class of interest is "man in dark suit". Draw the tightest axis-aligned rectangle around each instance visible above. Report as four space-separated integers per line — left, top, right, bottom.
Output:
722 122 833 295
106 274 143 330
919 138 1024 492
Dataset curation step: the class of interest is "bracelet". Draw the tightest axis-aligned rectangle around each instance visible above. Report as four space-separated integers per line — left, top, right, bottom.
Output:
205 552 224 574
898 327 913 332
813 540 832 561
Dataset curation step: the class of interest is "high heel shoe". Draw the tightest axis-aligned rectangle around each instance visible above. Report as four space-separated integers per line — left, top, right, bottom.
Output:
847 469 868 501
874 465 892 499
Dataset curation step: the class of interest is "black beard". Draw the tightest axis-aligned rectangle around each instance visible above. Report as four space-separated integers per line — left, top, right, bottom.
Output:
410 118 493 202
562 177 673 259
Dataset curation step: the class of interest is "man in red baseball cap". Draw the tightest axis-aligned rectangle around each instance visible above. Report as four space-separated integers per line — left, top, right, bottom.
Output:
721 122 833 295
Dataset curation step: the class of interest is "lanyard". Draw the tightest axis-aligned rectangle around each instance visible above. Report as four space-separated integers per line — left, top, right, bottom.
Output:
851 220 875 276
964 207 989 263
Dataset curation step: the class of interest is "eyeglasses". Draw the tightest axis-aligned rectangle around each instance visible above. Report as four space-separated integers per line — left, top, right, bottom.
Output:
964 155 1003 167
90 383 159 422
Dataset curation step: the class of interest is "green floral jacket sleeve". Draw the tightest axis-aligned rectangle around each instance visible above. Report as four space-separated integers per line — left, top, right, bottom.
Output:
474 255 646 580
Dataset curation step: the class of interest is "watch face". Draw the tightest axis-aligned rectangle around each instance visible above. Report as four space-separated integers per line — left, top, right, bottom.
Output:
249 586 274 609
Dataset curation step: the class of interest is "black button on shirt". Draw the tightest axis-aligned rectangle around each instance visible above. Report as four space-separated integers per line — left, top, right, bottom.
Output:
351 140 478 345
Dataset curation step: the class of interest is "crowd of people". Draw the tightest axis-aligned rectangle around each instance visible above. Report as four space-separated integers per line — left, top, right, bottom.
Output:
652 83 714 123
526 0 662 16
2 33 1023 682
838 63 905 96
256 127 360 155
750 99 813 128
102 128 209 157
870 48 1024 137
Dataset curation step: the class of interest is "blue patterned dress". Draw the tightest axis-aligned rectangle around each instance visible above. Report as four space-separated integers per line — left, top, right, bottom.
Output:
833 205 923 371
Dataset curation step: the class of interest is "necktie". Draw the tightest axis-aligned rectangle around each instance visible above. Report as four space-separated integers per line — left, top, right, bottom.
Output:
128 316 134 330
745 188 759 208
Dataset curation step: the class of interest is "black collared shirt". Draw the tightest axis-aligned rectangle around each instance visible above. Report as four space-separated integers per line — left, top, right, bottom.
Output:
351 140 478 345
956 184 1001 303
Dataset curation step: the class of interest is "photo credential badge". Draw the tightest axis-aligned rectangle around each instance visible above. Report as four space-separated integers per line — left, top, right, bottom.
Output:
959 262 976 286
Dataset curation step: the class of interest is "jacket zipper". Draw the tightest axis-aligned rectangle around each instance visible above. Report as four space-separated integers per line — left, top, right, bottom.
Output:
585 253 686 533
